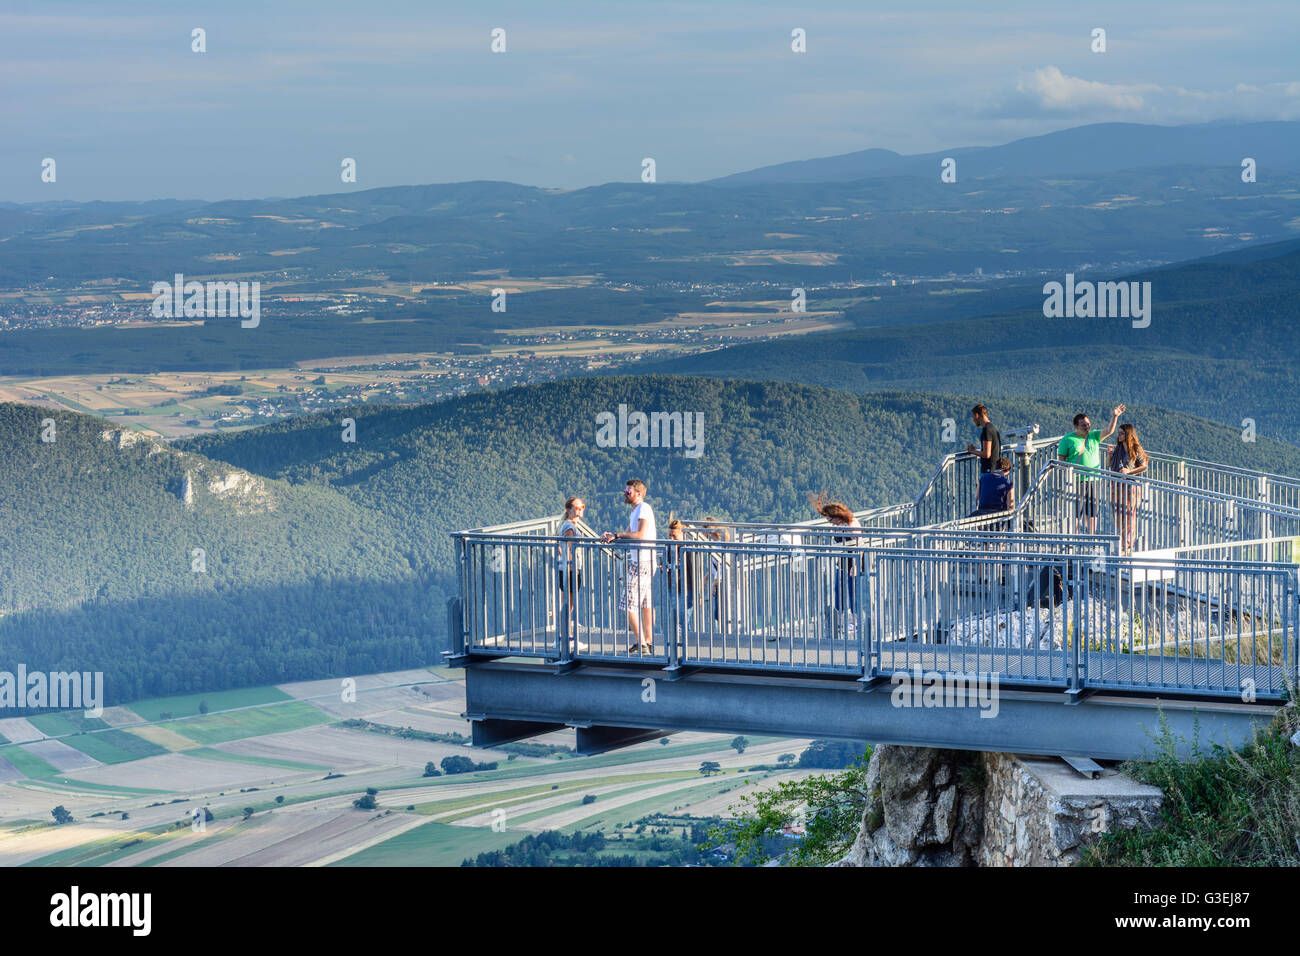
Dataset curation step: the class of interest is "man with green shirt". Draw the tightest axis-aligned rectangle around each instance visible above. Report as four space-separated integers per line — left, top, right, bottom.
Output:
1058 405 1125 533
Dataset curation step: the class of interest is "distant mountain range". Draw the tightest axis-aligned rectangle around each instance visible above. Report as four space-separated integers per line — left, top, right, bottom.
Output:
1 121 1298 297
707 121 1300 186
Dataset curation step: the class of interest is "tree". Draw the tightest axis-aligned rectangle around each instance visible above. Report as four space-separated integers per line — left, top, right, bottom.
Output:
198 700 209 714
798 739 869 769
423 761 442 777
778 753 796 766
441 755 475 775
353 791 378 811
731 736 749 755
582 794 597 805
242 807 254 820
704 750 873 866
275 795 284 804
659 737 670 746
699 761 722 777
51 805 74 825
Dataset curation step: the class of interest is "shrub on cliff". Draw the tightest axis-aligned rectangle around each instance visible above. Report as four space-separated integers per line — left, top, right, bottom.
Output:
1084 704 1300 866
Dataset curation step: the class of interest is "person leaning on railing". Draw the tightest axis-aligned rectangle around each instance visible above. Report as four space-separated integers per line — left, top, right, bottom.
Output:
966 404 1002 474
1108 423 1148 555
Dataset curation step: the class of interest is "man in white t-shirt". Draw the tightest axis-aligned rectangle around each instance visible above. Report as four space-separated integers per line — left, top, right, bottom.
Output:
601 478 657 652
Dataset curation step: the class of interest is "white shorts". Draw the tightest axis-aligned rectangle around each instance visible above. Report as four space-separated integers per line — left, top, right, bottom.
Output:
620 562 654 611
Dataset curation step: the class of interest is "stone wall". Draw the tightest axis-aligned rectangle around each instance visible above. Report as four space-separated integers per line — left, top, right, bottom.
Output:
835 745 1163 867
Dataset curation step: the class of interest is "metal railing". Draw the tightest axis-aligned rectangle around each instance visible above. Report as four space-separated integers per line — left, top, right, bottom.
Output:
1144 451 1300 513
451 530 1300 700
1018 460 1300 551
910 431 1061 528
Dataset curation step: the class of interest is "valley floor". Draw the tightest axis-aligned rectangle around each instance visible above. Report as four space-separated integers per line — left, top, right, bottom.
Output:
0 667 813 867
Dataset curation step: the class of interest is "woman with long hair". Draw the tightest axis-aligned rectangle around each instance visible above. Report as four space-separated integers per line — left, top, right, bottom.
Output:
1108 424 1148 554
810 492 862 637
557 496 586 641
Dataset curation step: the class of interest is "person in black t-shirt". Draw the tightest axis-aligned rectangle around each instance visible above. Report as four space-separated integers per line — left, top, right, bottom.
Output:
966 405 1001 474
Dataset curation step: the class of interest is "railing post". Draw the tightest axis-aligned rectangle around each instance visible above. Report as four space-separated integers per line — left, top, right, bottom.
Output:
861 552 876 683
1293 568 1300 691
1258 476 1271 541
1176 461 1190 547
557 582 573 666
1067 558 1086 702
664 546 682 677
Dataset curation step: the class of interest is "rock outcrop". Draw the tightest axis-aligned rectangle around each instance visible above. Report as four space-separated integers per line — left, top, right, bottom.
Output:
100 426 274 513
836 745 1163 867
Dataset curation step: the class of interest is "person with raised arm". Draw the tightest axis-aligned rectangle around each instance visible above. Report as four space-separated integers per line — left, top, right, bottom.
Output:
1058 404 1125 534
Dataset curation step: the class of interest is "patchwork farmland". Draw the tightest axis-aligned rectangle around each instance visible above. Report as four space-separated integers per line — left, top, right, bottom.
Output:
0 667 819 867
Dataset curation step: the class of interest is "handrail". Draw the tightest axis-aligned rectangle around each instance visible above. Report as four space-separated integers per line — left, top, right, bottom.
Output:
454 530 1300 699
1034 459 1300 517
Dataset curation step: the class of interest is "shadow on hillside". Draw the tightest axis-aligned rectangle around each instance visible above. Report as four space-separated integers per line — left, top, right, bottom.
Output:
0 573 455 715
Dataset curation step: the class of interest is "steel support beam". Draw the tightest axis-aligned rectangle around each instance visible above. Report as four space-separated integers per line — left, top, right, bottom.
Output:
464 660 1278 762
572 725 669 756
467 714 566 748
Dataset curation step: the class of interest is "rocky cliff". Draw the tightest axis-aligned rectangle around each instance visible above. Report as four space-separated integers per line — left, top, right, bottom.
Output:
835 745 1163 867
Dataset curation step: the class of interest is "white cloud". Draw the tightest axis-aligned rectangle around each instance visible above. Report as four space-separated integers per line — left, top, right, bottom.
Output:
1015 66 1155 113
994 66 1300 122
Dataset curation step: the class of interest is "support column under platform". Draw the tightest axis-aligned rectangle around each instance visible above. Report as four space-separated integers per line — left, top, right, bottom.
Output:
468 715 566 748
572 725 669 756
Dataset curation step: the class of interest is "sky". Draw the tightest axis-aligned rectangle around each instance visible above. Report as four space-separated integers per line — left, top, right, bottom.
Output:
3 0 1299 202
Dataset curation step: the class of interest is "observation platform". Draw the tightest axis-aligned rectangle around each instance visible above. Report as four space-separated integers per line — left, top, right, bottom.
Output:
450 430 1299 761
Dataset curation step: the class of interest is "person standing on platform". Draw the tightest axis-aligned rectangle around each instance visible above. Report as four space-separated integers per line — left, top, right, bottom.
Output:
1058 405 1125 534
602 479 657 653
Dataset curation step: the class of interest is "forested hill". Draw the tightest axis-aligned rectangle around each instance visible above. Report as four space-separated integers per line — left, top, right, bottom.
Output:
0 401 426 705
184 374 1300 588
633 242 1300 442
7 378 1300 706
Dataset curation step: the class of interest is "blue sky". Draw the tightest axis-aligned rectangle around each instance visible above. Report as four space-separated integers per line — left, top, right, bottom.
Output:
3 0 1298 202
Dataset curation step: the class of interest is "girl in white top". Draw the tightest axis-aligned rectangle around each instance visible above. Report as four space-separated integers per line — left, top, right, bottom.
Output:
558 496 586 616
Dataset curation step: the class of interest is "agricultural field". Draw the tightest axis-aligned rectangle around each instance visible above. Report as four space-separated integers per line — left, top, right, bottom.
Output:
0 667 828 867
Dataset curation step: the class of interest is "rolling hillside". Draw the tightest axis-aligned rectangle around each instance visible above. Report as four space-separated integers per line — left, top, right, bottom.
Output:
635 241 1300 441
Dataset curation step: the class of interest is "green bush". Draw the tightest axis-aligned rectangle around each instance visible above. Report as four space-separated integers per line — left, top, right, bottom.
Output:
1085 706 1300 866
